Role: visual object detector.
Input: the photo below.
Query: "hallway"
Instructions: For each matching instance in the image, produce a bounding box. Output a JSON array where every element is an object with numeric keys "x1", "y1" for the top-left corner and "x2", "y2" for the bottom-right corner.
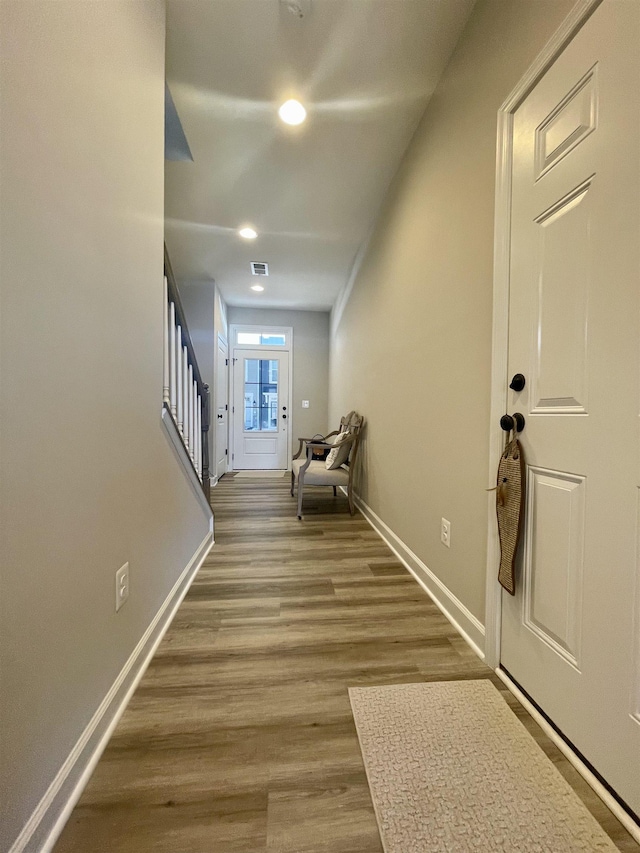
[{"x1": 53, "y1": 477, "x2": 638, "y2": 852}]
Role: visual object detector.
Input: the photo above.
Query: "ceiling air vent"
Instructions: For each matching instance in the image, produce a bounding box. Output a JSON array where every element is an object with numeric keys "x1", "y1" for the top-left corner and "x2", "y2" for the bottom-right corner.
[{"x1": 251, "y1": 262, "x2": 269, "y2": 276}]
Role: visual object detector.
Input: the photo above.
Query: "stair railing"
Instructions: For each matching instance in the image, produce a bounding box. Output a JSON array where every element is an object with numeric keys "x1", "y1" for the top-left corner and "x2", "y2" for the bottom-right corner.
[{"x1": 163, "y1": 245, "x2": 210, "y2": 501}]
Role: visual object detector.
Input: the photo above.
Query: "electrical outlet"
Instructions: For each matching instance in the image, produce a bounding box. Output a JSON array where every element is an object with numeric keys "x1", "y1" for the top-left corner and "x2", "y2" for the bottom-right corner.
[
  {"x1": 115, "y1": 562, "x2": 130, "y2": 612},
  {"x1": 441, "y1": 518, "x2": 451, "y2": 548},
  {"x1": 302, "y1": 400, "x2": 310, "y2": 408}
]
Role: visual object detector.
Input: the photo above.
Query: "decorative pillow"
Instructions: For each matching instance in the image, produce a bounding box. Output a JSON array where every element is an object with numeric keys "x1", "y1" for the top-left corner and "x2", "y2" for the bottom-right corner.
[{"x1": 325, "y1": 430, "x2": 351, "y2": 470}]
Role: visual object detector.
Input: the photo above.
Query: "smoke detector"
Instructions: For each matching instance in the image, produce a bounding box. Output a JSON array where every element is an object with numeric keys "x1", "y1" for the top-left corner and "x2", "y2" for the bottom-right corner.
[
  {"x1": 281, "y1": 0, "x2": 311, "y2": 19},
  {"x1": 251, "y1": 262, "x2": 269, "y2": 276}
]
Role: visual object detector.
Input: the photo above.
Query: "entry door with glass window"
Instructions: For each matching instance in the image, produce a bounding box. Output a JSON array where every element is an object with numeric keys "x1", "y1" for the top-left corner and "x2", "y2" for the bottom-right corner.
[{"x1": 232, "y1": 349, "x2": 289, "y2": 469}]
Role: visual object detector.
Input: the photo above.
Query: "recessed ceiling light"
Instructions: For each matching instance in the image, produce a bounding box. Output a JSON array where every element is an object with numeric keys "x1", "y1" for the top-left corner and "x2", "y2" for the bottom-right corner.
[
  {"x1": 278, "y1": 99, "x2": 306, "y2": 126},
  {"x1": 251, "y1": 284, "x2": 264, "y2": 292},
  {"x1": 238, "y1": 227, "x2": 257, "y2": 240}
]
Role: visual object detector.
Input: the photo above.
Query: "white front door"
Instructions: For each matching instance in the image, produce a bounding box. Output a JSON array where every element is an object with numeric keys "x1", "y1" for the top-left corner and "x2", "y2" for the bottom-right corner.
[
  {"x1": 232, "y1": 349, "x2": 289, "y2": 470},
  {"x1": 215, "y1": 334, "x2": 228, "y2": 480},
  {"x1": 501, "y1": 0, "x2": 640, "y2": 814}
]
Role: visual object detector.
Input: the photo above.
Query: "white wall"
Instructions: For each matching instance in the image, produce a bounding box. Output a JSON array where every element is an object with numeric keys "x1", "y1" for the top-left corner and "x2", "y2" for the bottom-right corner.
[
  {"x1": 330, "y1": 0, "x2": 574, "y2": 632},
  {"x1": 0, "y1": 3, "x2": 211, "y2": 850},
  {"x1": 228, "y1": 307, "x2": 330, "y2": 446}
]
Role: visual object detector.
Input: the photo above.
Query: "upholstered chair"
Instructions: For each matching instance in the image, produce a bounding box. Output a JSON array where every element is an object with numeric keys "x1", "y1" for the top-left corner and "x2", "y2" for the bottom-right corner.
[{"x1": 291, "y1": 411, "x2": 364, "y2": 519}]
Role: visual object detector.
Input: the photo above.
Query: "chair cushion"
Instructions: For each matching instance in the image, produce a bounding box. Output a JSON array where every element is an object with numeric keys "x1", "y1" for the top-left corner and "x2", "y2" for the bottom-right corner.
[
  {"x1": 292, "y1": 458, "x2": 349, "y2": 485},
  {"x1": 326, "y1": 431, "x2": 351, "y2": 469}
]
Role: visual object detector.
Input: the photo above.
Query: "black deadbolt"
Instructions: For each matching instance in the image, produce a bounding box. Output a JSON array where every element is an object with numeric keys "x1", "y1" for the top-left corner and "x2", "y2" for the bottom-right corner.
[
  {"x1": 509, "y1": 373, "x2": 526, "y2": 392},
  {"x1": 282, "y1": 414, "x2": 287, "y2": 419}
]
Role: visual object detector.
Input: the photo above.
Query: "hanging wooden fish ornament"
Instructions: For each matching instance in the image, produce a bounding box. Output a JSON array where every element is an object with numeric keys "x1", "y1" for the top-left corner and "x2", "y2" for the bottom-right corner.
[{"x1": 496, "y1": 424, "x2": 526, "y2": 595}]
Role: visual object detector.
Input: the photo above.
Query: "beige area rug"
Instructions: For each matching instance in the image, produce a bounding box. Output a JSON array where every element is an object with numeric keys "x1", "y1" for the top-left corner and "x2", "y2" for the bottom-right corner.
[
  {"x1": 233, "y1": 470, "x2": 287, "y2": 479},
  {"x1": 349, "y1": 680, "x2": 617, "y2": 852}
]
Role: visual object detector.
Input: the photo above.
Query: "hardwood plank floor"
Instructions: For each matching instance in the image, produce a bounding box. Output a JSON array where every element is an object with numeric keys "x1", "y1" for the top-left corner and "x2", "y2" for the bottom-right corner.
[{"x1": 53, "y1": 476, "x2": 639, "y2": 852}]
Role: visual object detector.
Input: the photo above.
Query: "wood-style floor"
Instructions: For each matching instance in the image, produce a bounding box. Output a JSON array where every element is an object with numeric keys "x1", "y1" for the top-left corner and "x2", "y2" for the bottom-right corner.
[{"x1": 54, "y1": 475, "x2": 639, "y2": 852}]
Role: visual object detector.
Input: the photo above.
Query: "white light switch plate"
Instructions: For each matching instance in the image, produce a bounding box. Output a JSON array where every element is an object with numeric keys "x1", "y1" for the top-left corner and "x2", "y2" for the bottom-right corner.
[{"x1": 302, "y1": 400, "x2": 310, "y2": 408}]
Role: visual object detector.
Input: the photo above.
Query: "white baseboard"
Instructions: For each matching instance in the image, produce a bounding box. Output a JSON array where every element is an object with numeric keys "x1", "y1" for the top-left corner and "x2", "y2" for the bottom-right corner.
[
  {"x1": 352, "y1": 492, "x2": 486, "y2": 660},
  {"x1": 495, "y1": 668, "x2": 640, "y2": 845},
  {"x1": 9, "y1": 531, "x2": 214, "y2": 853}
]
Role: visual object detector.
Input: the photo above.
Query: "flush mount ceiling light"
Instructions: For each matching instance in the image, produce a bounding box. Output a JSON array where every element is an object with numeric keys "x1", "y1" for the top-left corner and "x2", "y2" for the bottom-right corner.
[
  {"x1": 251, "y1": 284, "x2": 264, "y2": 292},
  {"x1": 238, "y1": 226, "x2": 257, "y2": 240},
  {"x1": 278, "y1": 99, "x2": 306, "y2": 126}
]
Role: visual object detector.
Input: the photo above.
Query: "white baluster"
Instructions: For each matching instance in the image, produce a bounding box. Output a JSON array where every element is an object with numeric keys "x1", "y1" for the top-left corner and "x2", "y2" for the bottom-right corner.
[
  {"x1": 199, "y1": 397, "x2": 203, "y2": 479},
  {"x1": 176, "y1": 326, "x2": 183, "y2": 434},
  {"x1": 193, "y1": 382, "x2": 199, "y2": 470},
  {"x1": 169, "y1": 302, "x2": 177, "y2": 416},
  {"x1": 196, "y1": 395, "x2": 202, "y2": 479},
  {"x1": 163, "y1": 278, "x2": 170, "y2": 406},
  {"x1": 191, "y1": 382, "x2": 196, "y2": 468},
  {"x1": 183, "y1": 348, "x2": 190, "y2": 451},
  {"x1": 188, "y1": 365, "x2": 195, "y2": 461},
  {"x1": 189, "y1": 379, "x2": 194, "y2": 465}
]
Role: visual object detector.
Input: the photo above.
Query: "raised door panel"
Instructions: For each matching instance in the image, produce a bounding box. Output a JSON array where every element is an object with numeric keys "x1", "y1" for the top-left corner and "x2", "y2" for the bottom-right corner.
[
  {"x1": 535, "y1": 66, "x2": 597, "y2": 180},
  {"x1": 243, "y1": 437, "x2": 277, "y2": 456},
  {"x1": 522, "y1": 468, "x2": 586, "y2": 669},
  {"x1": 531, "y1": 180, "x2": 592, "y2": 414}
]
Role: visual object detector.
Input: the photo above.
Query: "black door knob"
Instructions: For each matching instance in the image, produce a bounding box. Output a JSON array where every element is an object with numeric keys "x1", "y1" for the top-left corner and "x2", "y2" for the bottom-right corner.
[
  {"x1": 282, "y1": 414, "x2": 287, "y2": 419},
  {"x1": 500, "y1": 412, "x2": 525, "y2": 433},
  {"x1": 509, "y1": 373, "x2": 526, "y2": 392}
]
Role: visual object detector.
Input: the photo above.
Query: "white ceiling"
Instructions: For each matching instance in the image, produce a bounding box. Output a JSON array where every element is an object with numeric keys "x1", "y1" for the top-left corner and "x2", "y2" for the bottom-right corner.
[{"x1": 165, "y1": 0, "x2": 476, "y2": 311}]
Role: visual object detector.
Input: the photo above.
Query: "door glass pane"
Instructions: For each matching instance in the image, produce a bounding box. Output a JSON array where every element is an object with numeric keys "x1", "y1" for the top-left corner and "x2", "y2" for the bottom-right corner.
[
  {"x1": 243, "y1": 359, "x2": 278, "y2": 431},
  {"x1": 260, "y1": 334, "x2": 285, "y2": 346},
  {"x1": 237, "y1": 332, "x2": 261, "y2": 345},
  {"x1": 236, "y1": 331, "x2": 286, "y2": 346}
]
